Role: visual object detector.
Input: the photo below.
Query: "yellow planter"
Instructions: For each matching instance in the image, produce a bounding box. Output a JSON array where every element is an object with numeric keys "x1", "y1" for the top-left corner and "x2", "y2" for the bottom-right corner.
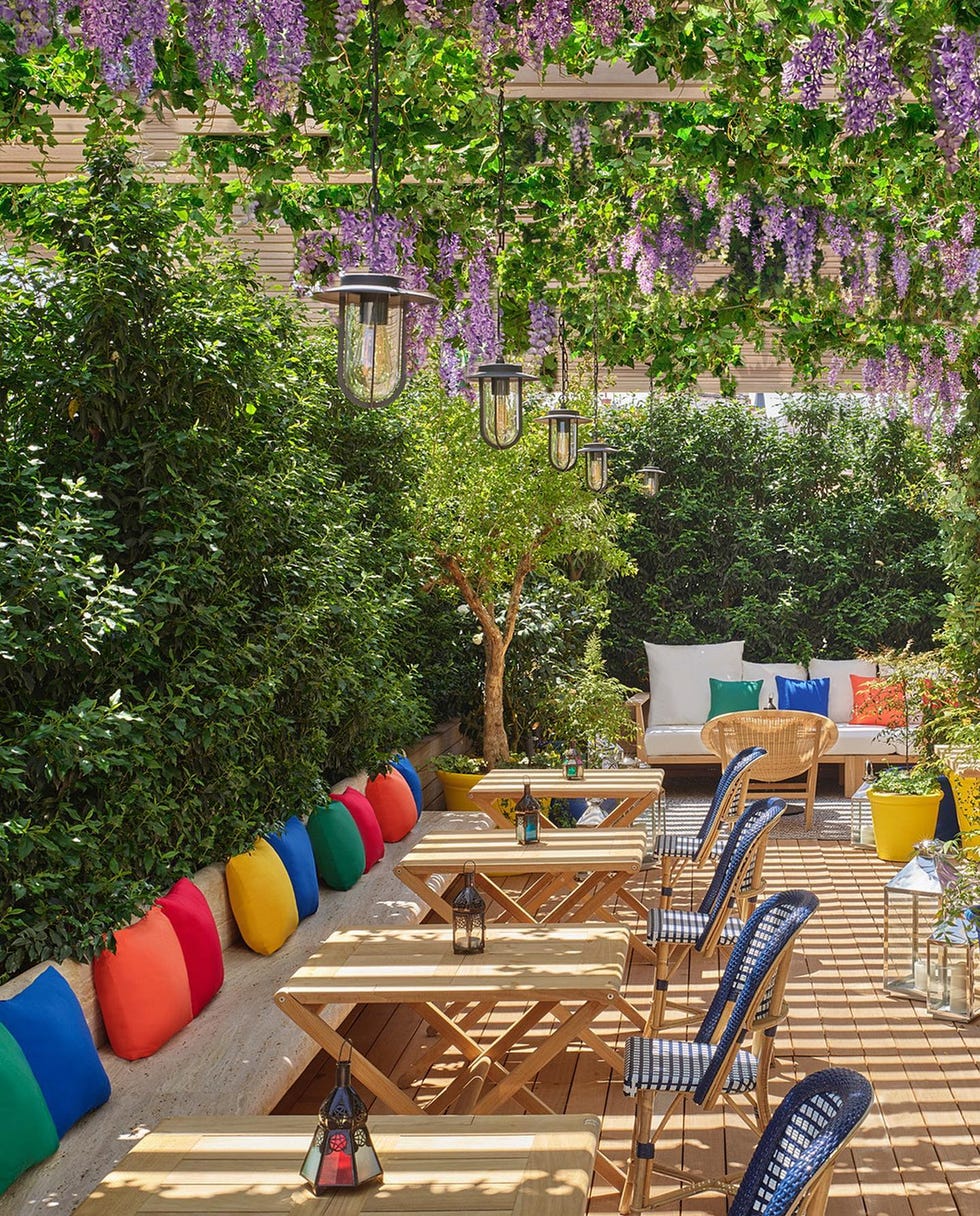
[
  {"x1": 867, "y1": 789, "x2": 942, "y2": 864},
  {"x1": 948, "y1": 772, "x2": 980, "y2": 856},
  {"x1": 435, "y1": 770, "x2": 483, "y2": 812}
]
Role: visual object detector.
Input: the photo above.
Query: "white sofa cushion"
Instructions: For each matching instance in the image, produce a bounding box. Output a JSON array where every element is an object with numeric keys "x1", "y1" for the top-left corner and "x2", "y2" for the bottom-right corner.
[
  {"x1": 808, "y1": 658, "x2": 877, "y2": 724},
  {"x1": 644, "y1": 722, "x2": 906, "y2": 760},
  {"x1": 644, "y1": 640, "x2": 744, "y2": 726},
  {"x1": 644, "y1": 724, "x2": 717, "y2": 757},
  {"x1": 741, "y1": 661, "x2": 808, "y2": 710}
]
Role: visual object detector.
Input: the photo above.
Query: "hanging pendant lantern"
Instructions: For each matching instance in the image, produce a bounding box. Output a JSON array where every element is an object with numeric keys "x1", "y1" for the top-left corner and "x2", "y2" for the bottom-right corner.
[
  {"x1": 316, "y1": 274, "x2": 438, "y2": 409},
  {"x1": 637, "y1": 465, "x2": 665, "y2": 497},
  {"x1": 300, "y1": 1041, "x2": 383, "y2": 1193},
  {"x1": 469, "y1": 362, "x2": 537, "y2": 449},
  {"x1": 536, "y1": 317, "x2": 585, "y2": 469},
  {"x1": 581, "y1": 438, "x2": 618, "y2": 492}
]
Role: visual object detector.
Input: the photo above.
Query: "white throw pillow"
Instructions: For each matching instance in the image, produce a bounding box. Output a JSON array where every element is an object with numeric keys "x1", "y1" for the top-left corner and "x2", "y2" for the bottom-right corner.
[
  {"x1": 645, "y1": 640, "x2": 745, "y2": 725},
  {"x1": 741, "y1": 661, "x2": 808, "y2": 711},
  {"x1": 808, "y1": 658, "x2": 878, "y2": 723}
]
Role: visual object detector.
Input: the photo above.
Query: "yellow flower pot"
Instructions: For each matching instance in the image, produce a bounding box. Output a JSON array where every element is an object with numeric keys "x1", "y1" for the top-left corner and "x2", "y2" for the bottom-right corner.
[
  {"x1": 867, "y1": 789, "x2": 942, "y2": 864},
  {"x1": 948, "y1": 772, "x2": 980, "y2": 856},
  {"x1": 435, "y1": 770, "x2": 483, "y2": 812}
]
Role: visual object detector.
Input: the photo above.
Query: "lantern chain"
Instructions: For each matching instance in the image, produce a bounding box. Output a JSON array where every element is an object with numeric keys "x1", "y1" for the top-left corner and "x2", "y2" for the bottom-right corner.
[
  {"x1": 558, "y1": 315, "x2": 569, "y2": 406},
  {"x1": 367, "y1": 0, "x2": 382, "y2": 258},
  {"x1": 495, "y1": 84, "x2": 506, "y2": 354},
  {"x1": 591, "y1": 296, "x2": 600, "y2": 436}
]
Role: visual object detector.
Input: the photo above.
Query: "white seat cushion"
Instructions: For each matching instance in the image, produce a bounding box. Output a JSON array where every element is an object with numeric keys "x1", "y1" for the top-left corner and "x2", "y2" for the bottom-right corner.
[
  {"x1": 645, "y1": 641, "x2": 744, "y2": 726},
  {"x1": 824, "y1": 724, "x2": 908, "y2": 757},
  {"x1": 644, "y1": 724, "x2": 713, "y2": 756}
]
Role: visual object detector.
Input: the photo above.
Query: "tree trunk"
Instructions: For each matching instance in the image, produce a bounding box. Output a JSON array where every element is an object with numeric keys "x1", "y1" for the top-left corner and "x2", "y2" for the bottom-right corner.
[{"x1": 481, "y1": 634, "x2": 509, "y2": 769}]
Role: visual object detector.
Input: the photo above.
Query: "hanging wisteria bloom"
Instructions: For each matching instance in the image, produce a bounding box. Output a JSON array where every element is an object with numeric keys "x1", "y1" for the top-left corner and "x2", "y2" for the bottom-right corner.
[
  {"x1": 79, "y1": 0, "x2": 168, "y2": 99},
  {"x1": 471, "y1": 0, "x2": 501, "y2": 60},
  {"x1": 780, "y1": 27, "x2": 839, "y2": 109},
  {"x1": 516, "y1": 0, "x2": 572, "y2": 69},
  {"x1": 840, "y1": 15, "x2": 901, "y2": 136},
  {"x1": 587, "y1": 0, "x2": 623, "y2": 47},
  {"x1": 254, "y1": 0, "x2": 310, "y2": 114},
  {"x1": 527, "y1": 299, "x2": 558, "y2": 362},
  {"x1": 462, "y1": 241, "x2": 498, "y2": 365},
  {"x1": 569, "y1": 115, "x2": 591, "y2": 157},
  {"x1": 335, "y1": 0, "x2": 362, "y2": 41},
  {"x1": 0, "y1": 0, "x2": 57, "y2": 53},
  {"x1": 183, "y1": 0, "x2": 250, "y2": 81},
  {"x1": 929, "y1": 28, "x2": 980, "y2": 141}
]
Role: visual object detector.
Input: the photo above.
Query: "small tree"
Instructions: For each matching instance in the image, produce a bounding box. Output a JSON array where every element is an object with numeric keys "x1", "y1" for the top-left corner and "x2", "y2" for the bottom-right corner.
[{"x1": 403, "y1": 382, "x2": 634, "y2": 769}]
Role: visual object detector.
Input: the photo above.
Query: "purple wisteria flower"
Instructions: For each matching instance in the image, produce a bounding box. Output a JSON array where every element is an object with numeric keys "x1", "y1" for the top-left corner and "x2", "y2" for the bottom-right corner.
[
  {"x1": 569, "y1": 115, "x2": 591, "y2": 155},
  {"x1": 184, "y1": 0, "x2": 250, "y2": 82},
  {"x1": 335, "y1": 0, "x2": 362, "y2": 41},
  {"x1": 624, "y1": 0, "x2": 651, "y2": 34},
  {"x1": 471, "y1": 0, "x2": 501, "y2": 61},
  {"x1": 528, "y1": 299, "x2": 558, "y2": 358},
  {"x1": 783, "y1": 206, "x2": 819, "y2": 285},
  {"x1": 516, "y1": 0, "x2": 572, "y2": 69},
  {"x1": 891, "y1": 239, "x2": 911, "y2": 300},
  {"x1": 780, "y1": 27, "x2": 839, "y2": 109},
  {"x1": 462, "y1": 242, "x2": 498, "y2": 365},
  {"x1": 840, "y1": 16, "x2": 901, "y2": 136},
  {"x1": 0, "y1": 0, "x2": 57, "y2": 53},
  {"x1": 79, "y1": 0, "x2": 167, "y2": 100},
  {"x1": 825, "y1": 353, "x2": 847, "y2": 387},
  {"x1": 254, "y1": 0, "x2": 310, "y2": 114},
  {"x1": 436, "y1": 232, "x2": 464, "y2": 280},
  {"x1": 929, "y1": 27, "x2": 980, "y2": 141},
  {"x1": 587, "y1": 0, "x2": 622, "y2": 47}
]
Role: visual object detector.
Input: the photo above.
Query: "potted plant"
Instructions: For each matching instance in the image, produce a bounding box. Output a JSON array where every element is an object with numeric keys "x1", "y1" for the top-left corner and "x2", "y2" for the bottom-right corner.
[
  {"x1": 430, "y1": 752, "x2": 486, "y2": 813},
  {"x1": 867, "y1": 764, "x2": 944, "y2": 863}
]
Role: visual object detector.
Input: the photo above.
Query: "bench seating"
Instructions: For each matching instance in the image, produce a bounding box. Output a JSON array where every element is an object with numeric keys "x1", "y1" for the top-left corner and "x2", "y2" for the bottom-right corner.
[{"x1": 0, "y1": 799, "x2": 494, "y2": 1213}]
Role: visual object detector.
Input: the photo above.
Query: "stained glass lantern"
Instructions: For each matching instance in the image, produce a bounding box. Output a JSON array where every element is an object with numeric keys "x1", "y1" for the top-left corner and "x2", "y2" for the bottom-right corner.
[
  {"x1": 452, "y1": 860, "x2": 486, "y2": 955},
  {"x1": 315, "y1": 273, "x2": 437, "y2": 409},
  {"x1": 300, "y1": 1042, "x2": 383, "y2": 1193},
  {"x1": 882, "y1": 848, "x2": 944, "y2": 1001},
  {"x1": 469, "y1": 362, "x2": 538, "y2": 450},
  {"x1": 564, "y1": 746, "x2": 585, "y2": 781},
  {"x1": 637, "y1": 465, "x2": 665, "y2": 497},
  {"x1": 537, "y1": 408, "x2": 586, "y2": 471},
  {"x1": 514, "y1": 782, "x2": 542, "y2": 845},
  {"x1": 580, "y1": 438, "x2": 618, "y2": 492},
  {"x1": 926, "y1": 920, "x2": 980, "y2": 1023}
]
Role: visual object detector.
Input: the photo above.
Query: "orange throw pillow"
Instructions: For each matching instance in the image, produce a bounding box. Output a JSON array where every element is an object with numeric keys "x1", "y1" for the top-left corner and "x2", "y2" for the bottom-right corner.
[
  {"x1": 92, "y1": 906, "x2": 193, "y2": 1060},
  {"x1": 364, "y1": 769, "x2": 418, "y2": 843},
  {"x1": 849, "y1": 674, "x2": 906, "y2": 727}
]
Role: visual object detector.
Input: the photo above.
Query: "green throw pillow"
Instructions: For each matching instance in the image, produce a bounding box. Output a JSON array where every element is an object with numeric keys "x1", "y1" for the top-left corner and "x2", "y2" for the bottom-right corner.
[
  {"x1": 307, "y1": 801, "x2": 367, "y2": 891},
  {"x1": 0, "y1": 1023, "x2": 59, "y2": 1194},
  {"x1": 707, "y1": 677, "x2": 763, "y2": 720}
]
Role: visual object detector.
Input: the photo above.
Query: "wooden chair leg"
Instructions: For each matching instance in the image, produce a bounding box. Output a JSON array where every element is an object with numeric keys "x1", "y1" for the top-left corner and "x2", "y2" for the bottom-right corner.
[
  {"x1": 621, "y1": 1089, "x2": 656, "y2": 1214},
  {"x1": 645, "y1": 941, "x2": 673, "y2": 1035}
]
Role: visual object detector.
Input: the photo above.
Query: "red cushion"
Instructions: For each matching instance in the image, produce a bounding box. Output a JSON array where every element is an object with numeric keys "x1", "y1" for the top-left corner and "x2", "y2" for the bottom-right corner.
[
  {"x1": 92, "y1": 906, "x2": 193, "y2": 1060},
  {"x1": 365, "y1": 770, "x2": 418, "y2": 843},
  {"x1": 335, "y1": 787, "x2": 385, "y2": 869},
  {"x1": 850, "y1": 674, "x2": 906, "y2": 727},
  {"x1": 155, "y1": 878, "x2": 224, "y2": 1017}
]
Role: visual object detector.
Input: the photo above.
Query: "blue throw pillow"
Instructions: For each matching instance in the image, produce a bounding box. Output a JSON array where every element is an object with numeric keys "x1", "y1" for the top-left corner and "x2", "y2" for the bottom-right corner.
[
  {"x1": 775, "y1": 675, "x2": 831, "y2": 716},
  {"x1": 391, "y1": 755, "x2": 424, "y2": 817},
  {"x1": 263, "y1": 816, "x2": 320, "y2": 920},
  {"x1": 0, "y1": 966, "x2": 110, "y2": 1138}
]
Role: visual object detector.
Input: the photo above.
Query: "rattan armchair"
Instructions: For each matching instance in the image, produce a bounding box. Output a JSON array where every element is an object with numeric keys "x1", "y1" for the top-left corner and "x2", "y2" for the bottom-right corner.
[{"x1": 701, "y1": 710, "x2": 839, "y2": 829}]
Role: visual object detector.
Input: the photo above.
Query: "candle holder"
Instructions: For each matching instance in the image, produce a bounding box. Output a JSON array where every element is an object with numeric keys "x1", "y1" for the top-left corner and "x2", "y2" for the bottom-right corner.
[
  {"x1": 514, "y1": 782, "x2": 542, "y2": 845},
  {"x1": 926, "y1": 925, "x2": 979, "y2": 1023},
  {"x1": 452, "y1": 860, "x2": 486, "y2": 954},
  {"x1": 300, "y1": 1041, "x2": 383, "y2": 1193},
  {"x1": 849, "y1": 780, "x2": 876, "y2": 850},
  {"x1": 882, "y1": 850, "x2": 943, "y2": 1001},
  {"x1": 564, "y1": 746, "x2": 585, "y2": 781}
]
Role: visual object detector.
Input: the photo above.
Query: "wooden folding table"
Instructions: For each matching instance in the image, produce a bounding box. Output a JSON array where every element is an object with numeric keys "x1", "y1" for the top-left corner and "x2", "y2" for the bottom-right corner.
[
  {"x1": 74, "y1": 1114, "x2": 601, "y2": 1215},
  {"x1": 393, "y1": 827, "x2": 653, "y2": 957},
  {"x1": 468, "y1": 766, "x2": 665, "y2": 831},
  {"x1": 276, "y1": 924, "x2": 641, "y2": 1188}
]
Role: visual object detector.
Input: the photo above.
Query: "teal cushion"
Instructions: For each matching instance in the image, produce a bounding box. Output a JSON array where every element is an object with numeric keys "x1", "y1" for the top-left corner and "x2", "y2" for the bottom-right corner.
[
  {"x1": 0, "y1": 1023, "x2": 59, "y2": 1193},
  {"x1": 776, "y1": 675, "x2": 830, "y2": 716},
  {"x1": 0, "y1": 966, "x2": 110, "y2": 1138},
  {"x1": 708, "y1": 678, "x2": 763, "y2": 720},
  {"x1": 307, "y1": 801, "x2": 367, "y2": 890}
]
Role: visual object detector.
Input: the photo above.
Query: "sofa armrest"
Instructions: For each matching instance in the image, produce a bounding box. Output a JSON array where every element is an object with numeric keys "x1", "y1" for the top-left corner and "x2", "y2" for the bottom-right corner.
[{"x1": 627, "y1": 691, "x2": 650, "y2": 762}]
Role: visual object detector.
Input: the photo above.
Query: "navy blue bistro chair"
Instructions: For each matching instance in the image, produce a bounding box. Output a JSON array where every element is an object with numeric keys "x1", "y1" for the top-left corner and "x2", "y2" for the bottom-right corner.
[
  {"x1": 646, "y1": 746, "x2": 767, "y2": 909},
  {"x1": 727, "y1": 1067, "x2": 874, "y2": 1216},
  {"x1": 645, "y1": 797, "x2": 787, "y2": 1034},
  {"x1": 620, "y1": 889, "x2": 819, "y2": 1214}
]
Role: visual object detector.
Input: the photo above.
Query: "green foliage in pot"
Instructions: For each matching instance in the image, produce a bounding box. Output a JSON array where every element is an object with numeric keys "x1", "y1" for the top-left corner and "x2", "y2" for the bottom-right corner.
[
  {"x1": 538, "y1": 633, "x2": 636, "y2": 764},
  {"x1": 431, "y1": 754, "x2": 485, "y2": 775},
  {"x1": 868, "y1": 766, "x2": 942, "y2": 796}
]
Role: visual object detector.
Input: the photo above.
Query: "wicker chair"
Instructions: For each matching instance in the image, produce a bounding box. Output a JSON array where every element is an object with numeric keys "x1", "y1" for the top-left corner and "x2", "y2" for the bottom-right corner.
[{"x1": 701, "y1": 710, "x2": 839, "y2": 829}]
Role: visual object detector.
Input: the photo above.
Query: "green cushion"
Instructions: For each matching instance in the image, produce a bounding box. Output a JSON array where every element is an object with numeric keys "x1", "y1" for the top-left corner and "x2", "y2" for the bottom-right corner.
[
  {"x1": 0, "y1": 1023, "x2": 59, "y2": 1194},
  {"x1": 707, "y1": 677, "x2": 763, "y2": 720},
  {"x1": 307, "y1": 801, "x2": 367, "y2": 891}
]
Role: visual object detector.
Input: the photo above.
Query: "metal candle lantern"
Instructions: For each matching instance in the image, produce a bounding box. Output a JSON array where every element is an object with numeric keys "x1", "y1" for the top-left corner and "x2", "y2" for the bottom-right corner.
[
  {"x1": 564, "y1": 746, "x2": 585, "y2": 781},
  {"x1": 537, "y1": 318, "x2": 586, "y2": 470},
  {"x1": 882, "y1": 848, "x2": 944, "y2": 1001},
  {"x1": 849, "y1": 777, "x2": 876, "y2": 849},
  {"x1": 452, "y1": 860, "x2": 486, "y2": 955},
  {"x1": 926, "y1": 927, "x2": 979, "y2": 1022},
  {"x1": 470, "y1": 362, "x2": 536, "y2": 449},
  {"x1": 514, "y1": 782, "x2": 542, "y2": 845},
  {"x1": 300, "y1": 1041, "x2": 383, "y2": 1193}
]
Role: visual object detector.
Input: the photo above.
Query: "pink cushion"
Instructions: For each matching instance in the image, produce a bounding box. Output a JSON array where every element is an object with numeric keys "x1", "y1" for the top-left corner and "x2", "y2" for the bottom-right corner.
[
  {"x1": 155, "y1": 878, "x2": 224, "y2": 1017},
  {"x1": 335, "y1": 788, "x2": 385, "y2": 869},
  {"x1": 365, "y1": 770, "x2": 418, "y2": 843},
  {"x1": 92, "y1": 907, "x2": 193, "y2": 1060}
]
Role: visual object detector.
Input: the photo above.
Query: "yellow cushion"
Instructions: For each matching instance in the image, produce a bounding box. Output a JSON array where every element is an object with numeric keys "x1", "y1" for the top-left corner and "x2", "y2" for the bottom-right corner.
[{"x1": 225, "y1": 839, "x2": 299, "y2": 955}]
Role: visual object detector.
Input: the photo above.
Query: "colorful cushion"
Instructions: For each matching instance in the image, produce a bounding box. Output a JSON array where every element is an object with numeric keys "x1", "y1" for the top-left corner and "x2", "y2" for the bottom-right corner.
[
  {"x1": 775, "y1": 675, "x2": 830, "y2": 716},
  {"x1": 645, "y1": 640, "x2": 744, "y2": 725},
  {"x1": 365, "y1": 770, "x2": 418, "y2": 843},
  {"x1": 391, "y1": 754, "x2": 424, "y2": 816},
  {"x1": 0, "y1": 1024, "x2": 58, "y2": 1193},
  {"x1": 708, "y1": 678, "x2": 763, "y2": 720},
  {"x1": 225, "y1": 838, "x2": 299, "y2": 956},
  {"x1": 809, "y1": 658, "x2": 877, "y2": 722},
  {"x1": 335, "y1": 787, "x2": 385, "y2": 869},
  {"x1": 0, "y1": 966, "x2": 110, "y2": 1138},
  {"x1": 155, "y1": 877, "x2": 224, "y2": 1017},
  {"x1": 850, "y1": 674, "x2": 906, "y2": 727},
  {"x1": 307, "y1": 801, "x2": 366, "y2": 890},
  {"x1": 263, "y1": 816, "x2": 320, "y2": 920},
  {"x1": 92, "y1": 906, "x2": 194, "y2": 1060}
]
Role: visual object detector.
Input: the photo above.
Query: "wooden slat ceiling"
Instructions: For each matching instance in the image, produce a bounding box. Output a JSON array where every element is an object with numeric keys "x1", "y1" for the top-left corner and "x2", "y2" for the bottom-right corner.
[{"x1": 0, "y1": 91, "x2": 843, "y2": 391}]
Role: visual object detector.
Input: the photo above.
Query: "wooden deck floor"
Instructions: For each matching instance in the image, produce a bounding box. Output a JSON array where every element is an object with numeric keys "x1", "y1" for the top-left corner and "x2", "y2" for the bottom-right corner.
[{"x1": 275, "y1": 838, "x2": 980, "y2": 1215}]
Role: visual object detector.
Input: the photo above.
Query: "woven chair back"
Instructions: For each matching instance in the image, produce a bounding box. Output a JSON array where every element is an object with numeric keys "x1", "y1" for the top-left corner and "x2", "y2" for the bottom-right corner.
[{"x1": 701, "y1": 710, "x2": 839, "y2": 783}]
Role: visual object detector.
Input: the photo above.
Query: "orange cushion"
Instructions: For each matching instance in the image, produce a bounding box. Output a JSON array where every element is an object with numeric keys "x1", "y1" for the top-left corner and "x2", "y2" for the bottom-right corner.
[
  {"x1": 849, "y1": 674, "x2": 906, "y2": 727},
  {"x1": 365, "y1": 769, "x2": 418, "y2": 843},
  {"x1": 92, "y1": 906, "x2": 193, "y2": 1060}
]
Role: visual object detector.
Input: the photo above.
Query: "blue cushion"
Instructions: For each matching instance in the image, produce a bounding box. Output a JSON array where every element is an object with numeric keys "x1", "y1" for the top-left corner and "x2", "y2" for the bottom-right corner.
[
  {"x1": 775, "y1": 675, "x2": 830, "y2": 716},
  {"x1": 0, "y1": 967, "x2": 110, "y2": 1138},
  {"x1": 263, "y1": 816, "x2": 320, "y2": 920},
  {"x1": 391, "y1": 755, "x2": 424, "y2": 817}
]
